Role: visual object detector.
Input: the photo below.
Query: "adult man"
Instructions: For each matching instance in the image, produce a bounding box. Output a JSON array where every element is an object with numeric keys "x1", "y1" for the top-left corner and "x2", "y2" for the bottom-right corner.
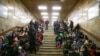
[{"x1": 45, "y1": 20, "x2": 49, "y2": 30}]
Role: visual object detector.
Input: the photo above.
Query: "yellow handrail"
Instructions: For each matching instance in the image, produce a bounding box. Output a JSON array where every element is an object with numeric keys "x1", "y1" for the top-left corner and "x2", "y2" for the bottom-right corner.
[
  {"x1": 0, "y1": 26, "x2": 22, "y2": 36},
  {"x1": 80, "y1": 27, "x2": 100, "y2": 42}
]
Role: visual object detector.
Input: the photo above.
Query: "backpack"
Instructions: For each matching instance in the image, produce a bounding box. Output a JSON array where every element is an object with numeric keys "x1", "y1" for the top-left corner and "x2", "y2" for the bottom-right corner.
[
  {"x1": 37, "y1": 37, "x2": 42, "y2": 43},
  {"x1": 56, "y1": 44, "x2": 61, "y2": 48},
  {"x1": 59, "y1": 32, "x2": 64, "y2": 38}
]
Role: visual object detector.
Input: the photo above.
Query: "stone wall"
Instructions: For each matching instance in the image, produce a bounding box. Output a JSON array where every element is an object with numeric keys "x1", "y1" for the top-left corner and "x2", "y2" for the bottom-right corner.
[
  {"x1": 68, "y1": 0, "x2": 100, "y2": 46},
  {"x1": 80, "y1": 17, "x2": 100, "y2": 37},
  {"x1": 0, "y1": 0, "x2": 33, "y2": 32},
  {"x1": 68, "y1": 0, "x2": 100, "y2": 37}
]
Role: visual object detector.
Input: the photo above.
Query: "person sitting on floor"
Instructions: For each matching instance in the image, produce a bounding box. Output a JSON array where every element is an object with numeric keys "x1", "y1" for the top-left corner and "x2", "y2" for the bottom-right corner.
[
  {"x1": 55, "y1": 35, "x2": 62, "y2": 48},
  {"x1": 63, "y1": 40, "x2": 72, "y2": 56},
  {"x1": 18, "y1": 46, "x2": 26, "y2": 56}
]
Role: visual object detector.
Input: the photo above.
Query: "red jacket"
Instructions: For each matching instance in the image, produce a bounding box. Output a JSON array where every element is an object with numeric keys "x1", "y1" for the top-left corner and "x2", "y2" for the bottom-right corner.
[
  {"x1": 41, "y1": 19, "x2": 45, "y2": 26},
  {"x1": 37, "y1": 37, "x2": 42, "y2": 43},
  {"x1": 90, "y1": 49, "x2": 96, "y2": 56}
]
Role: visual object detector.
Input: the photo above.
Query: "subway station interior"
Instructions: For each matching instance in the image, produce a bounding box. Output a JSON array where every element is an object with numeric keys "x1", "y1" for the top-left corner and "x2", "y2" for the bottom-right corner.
[{"x1": 0, "y1": 0, "x2": 100, "y2": 56}]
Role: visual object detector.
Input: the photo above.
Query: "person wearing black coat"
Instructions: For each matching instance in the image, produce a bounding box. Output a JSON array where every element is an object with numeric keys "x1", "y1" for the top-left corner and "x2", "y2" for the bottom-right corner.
[
  {"x1": 28, "y1": 25, "x2": 37, "y2": 53},
  {"x1": 54, "y1": 21, "x2": 60, "y2": 34},
  {"x1": 63, "y1": 21, "x2": 68, "y2": 33},
  {"x1": 34, "y1": 21, "x2": 39, "y2": 31},
  {"x1": 70, "y1": 20, "x2": 73, "y2": 31},
  {"x1": 45, "y1": 20, "x2": 49, "y2": 30}
]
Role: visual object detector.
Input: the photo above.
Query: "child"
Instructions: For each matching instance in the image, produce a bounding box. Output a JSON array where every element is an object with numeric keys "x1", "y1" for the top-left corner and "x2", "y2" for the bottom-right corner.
[
  {"x1": 55, "y1": 35, "x2": 62, "y2": 48},
  {"x1": 71, "y1": 41, "x2": 78, "y2": 51},
  {"x1": 0, "y1": 36, "x2": 3, "y2": 51},
  {"x1": 90, "y1": 44, "x2": 96, "y2": 56},
  {"x1": 63, "y1": 40, "x2": 72, "y2": 56},
  {"x1": 18, "y1": 46, "x2": 26, "y2": 56},
  {"x1": 37, "y1": 34, "x2": 43, "y2": 45}
]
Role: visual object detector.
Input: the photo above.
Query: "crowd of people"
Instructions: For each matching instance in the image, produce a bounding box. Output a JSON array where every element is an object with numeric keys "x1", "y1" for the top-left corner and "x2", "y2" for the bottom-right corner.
[
  {"x1": 0, "y1": 20, "x2": 45, "y2": 56},
  {"x1": 54, "y1": 20, "x2": 99, "y2": 56},
  {"x1": 0, "y1": 19, "x2": 99, "y2": 56}
]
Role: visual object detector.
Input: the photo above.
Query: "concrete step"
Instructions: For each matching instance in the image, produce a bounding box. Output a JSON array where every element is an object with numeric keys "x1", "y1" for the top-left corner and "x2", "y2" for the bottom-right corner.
[
  {"x1": 44, "y1": 37, "x2": 55, "y2": 39},
  {"x1": 43, "y1": 41, "x2": 55, "y2": 43},
  {"x1": 44, "y1": 36, "x2": 55, "y2": 38},
  {"x1": 43, "y1": 35, "x2": 56, "y2": 37},
  {"x1": 44, "y1": 37, "x2": 56, "y2": 40},
  {"x1": 43, "y1": 38, "x2": 55, "y2": 41},
  {"x1": 36, "y1": 54, "x2": 63, "y2": 56},
  {"x1": 41, "y1": 43, "x2": 56, "y2": 47},
  {"x1": 27, "y1": 54, "x2": 36, "y2": 56},
  {"x1": 45, "y1": 30, "x2": 54, "y2": 32},
  {"x1": 43, "y1": 39, "x2": 55, "y2": 41},
  {"x1": 39, "y1": 48, "x2": 62, "y2": 51},
  {"x1": 44, "y1": 38, "x2": 55, "y2": 40},
  {"x1": 43, "y1": 40, "x2": 55, "y2": 42},
  {"x1": 43, "y1": 41, "x2": 55, "y2": 44},
  {"x1": 37, "y1": 51, "x2": 63, "y2": 55},
  {"x1": 40, "y1": 43, "x2": 56, "y2": 47},
  {"x1": 40, "y1": 46, "x2": 63, "y2": 49},
  {"x1": 39, "y1": 48, "x2": 63, "y2": 52},
  {"x1": 27, "y1": 53, "x2": 63, "y2": 56}
]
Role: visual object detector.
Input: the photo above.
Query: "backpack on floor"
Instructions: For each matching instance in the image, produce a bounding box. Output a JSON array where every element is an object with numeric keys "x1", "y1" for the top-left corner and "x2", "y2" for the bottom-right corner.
[{"x1": 56, "y1": 44, "x2": 61, "y2": 48}]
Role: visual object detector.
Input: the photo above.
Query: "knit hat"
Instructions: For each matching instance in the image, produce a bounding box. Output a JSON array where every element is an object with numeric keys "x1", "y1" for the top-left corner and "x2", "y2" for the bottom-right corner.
[{"x1": 18, "y1": 46, "x2": 22, "y2": 49}]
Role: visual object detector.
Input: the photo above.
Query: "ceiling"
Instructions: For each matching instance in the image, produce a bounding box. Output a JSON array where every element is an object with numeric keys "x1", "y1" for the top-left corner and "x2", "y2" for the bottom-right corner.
[{"x1": 20, "y1": 0, "x2": 80, "y2": 20}]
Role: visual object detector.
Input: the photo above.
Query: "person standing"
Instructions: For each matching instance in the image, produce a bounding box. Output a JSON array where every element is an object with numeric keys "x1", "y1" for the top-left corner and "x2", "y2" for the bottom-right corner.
[
  {"x1": 40, "y1": 19, "x2": 45, "y2": 27},
  {"x1": 28, "y1": 25, "x2": 37, "y2": 53},
  {"x1": 54, "y1": 21, "x2": 60, "y2": 34},
  {"x1": 45, "y1": 20, "x2": 49, "y2": 30},
  {"x1": 69, "y1": 20, "x2": 73, "y2": 31}
]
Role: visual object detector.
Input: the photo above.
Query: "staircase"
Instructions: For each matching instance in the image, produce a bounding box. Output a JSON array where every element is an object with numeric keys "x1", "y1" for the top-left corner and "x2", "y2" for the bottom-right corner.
[
  {"x1": 28, "y1": 26, "x2": 63, "y2": 56},
  {"x1": 36, "y1": 26, "x2": 63, "y2": 56}
]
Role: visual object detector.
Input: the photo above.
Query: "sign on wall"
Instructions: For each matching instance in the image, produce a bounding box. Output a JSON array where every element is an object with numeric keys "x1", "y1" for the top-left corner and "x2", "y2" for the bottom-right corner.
[
  {"x1": 88, "y1": 3, "x2": 99, "y2": 20},
  {"x1": 0, "y1": 4, "x2": 8, "y2": 19}
]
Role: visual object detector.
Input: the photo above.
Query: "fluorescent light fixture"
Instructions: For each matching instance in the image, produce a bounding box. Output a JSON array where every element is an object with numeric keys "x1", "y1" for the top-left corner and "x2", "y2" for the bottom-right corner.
[
  {"x1": 38, "y1": 5, "x2": 47, "y2": 10},
  {"x1": 8, "y1": 6, "x2": 14, "y2": 9},
  {"x1": 52, "y1": 6, "x2": 61, "y2": 10},
  {"x1": 52, "y1": 16, "x2": 58, "y2": 19},
  {"x1": 52, "y1": 12, "x2": 59, "y2": 15},
  {"x1": 41, "y1": 12, "x2": 48, "y2": 15},
  {"x1": 42, "y1": 16, "x2": 48, "y2": 19},
  {"x1": 60, "y1": 0, "x2": 64, "y2": 2}
]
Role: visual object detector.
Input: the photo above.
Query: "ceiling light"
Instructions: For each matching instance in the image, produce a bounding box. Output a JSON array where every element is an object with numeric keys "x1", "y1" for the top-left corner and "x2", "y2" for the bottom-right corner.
[
  {"x1": 52, "y1": 12, "x2": 59, "y2": 15},
  {"x1": 52, "y1": 6, "x2": 61, "y2": 10},
  {"x1": 52, "y1": 16, "x2": 58, "y2": 19},
  {"x1": 8, "y1": 6, "x2": 14, "y2": 9},
  {"x1": 60, "y1": 0, "x2": 64, "y2": 2},
  {"x1": 41, "y1": 12, "x2": 48, "y2": 15},
  {"x1": 42, "y1": 16, "x2": 49, "y2": 19},
  {"x1": 38, "y1": 5, "x2": 47, "y2": 10}
]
